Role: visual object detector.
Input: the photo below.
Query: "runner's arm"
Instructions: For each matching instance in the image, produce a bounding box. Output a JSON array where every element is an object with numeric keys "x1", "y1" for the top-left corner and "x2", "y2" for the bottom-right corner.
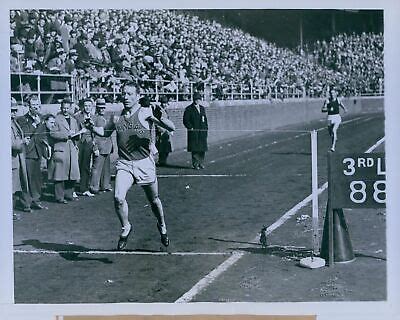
[
  {"x1": 338, "y1": 99, "x2": 348, "y2": 113},
  {"x1": 143, "y1": 107, "x2": 175, "y2": 132},
  {"x1": 91, "y1": 116, "x2": 116, "y2": 137},
  {"x1": 148, "y1": 115, "x2": 175, "y2": 132},
  {"x1": 321, "y1": 99, "x2": 328, "y2": 112}
]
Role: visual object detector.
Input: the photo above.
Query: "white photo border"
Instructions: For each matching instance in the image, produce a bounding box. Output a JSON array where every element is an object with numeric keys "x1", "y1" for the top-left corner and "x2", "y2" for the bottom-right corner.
[{"x1": 1, "y1": 0, "x2": 399, "y2": 319}]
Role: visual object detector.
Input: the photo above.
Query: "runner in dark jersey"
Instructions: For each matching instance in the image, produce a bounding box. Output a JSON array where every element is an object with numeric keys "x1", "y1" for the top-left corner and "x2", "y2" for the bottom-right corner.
[
  {"x1": 321, "y1": 88, "x2": 347, "y2": 152},
  {"x1": 89, "y1": 82, "x2": 175, "y2": 250}
]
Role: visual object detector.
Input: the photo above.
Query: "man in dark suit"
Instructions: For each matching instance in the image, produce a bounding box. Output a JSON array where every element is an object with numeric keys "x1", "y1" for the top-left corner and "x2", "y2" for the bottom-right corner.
[
  {"x1": 153, "y1": 96, "x2": 173, "y2": 166},
  {"x1": 183, "y1": 92, "x2": 208, "y2": 170},
  {"x1": 89, "y1": 98, "x2": 113, "y2": 194},
  {"x1": 16, "y1": 95, "x2": 46, "y2": 210}
]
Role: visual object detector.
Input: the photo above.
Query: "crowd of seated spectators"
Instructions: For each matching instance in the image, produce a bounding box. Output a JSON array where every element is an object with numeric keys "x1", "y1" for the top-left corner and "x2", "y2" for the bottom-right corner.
[
  {"x1": 10, "y1": 9, "x2": 384, "y2": 100},
  {"x1": 309, "y1": 32, "x2": 384, "y2": 96}
]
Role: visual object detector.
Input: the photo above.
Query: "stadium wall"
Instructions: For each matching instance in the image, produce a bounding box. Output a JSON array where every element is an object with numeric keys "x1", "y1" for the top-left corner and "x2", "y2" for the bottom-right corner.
[{"x1": 36, "y1": 97, "x2": 383, "y2": 151}]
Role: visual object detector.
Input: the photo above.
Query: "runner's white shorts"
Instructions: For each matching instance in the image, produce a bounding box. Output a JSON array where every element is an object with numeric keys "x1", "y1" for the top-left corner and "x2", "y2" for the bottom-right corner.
[
  {"x1": 116, "y1": 156, "x2": 156, "y2": 185},
  {"x1": 327, "y1": 114, "x2": 342, "y2": 126}
]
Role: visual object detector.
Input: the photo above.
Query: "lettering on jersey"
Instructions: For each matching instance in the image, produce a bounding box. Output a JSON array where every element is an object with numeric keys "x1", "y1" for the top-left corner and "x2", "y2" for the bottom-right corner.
[{"x1": 116, "y1": 121, "x2": 146, "y2": 136}]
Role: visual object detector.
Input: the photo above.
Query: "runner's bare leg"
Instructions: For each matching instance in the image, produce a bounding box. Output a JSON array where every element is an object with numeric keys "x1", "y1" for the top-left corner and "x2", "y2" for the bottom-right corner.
[
  {"x1": 142, "y1": 181, "x2": 167, "y2": 233},
  {"x1": 114, "y1": 169, "x2": 134, "y2": 236}
]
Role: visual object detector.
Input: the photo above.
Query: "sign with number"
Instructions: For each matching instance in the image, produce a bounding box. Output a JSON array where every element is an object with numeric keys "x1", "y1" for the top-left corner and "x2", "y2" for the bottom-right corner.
[{"x1": 329, "y1": 153, "x2": 386, "y2": 208}]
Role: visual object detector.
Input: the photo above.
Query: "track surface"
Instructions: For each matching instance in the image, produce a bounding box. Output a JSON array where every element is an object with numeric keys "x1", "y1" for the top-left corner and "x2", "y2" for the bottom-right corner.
[{"x1": 13, "y1": 112, "x2": 386, "y2": 303}]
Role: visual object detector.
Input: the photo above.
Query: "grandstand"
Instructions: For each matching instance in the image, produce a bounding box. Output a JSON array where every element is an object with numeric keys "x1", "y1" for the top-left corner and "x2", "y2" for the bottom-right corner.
[{"x1": 10, "y1": 9, "x2": 384, "y2": 104}]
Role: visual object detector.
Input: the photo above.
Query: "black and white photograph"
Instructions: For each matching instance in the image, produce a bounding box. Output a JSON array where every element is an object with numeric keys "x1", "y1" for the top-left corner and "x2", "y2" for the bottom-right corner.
[{"x1": 1, "y1": 1, "x2": 400, "y2": 319}]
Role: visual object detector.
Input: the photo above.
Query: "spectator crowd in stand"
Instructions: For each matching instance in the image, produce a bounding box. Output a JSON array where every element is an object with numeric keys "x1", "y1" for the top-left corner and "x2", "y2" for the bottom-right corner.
[
  {"x1": 310, "y1": 32, "x2": 384, "y2": 96},
  {"x1": 10, "y1": 9, "x2": 384, "y2": 99}
]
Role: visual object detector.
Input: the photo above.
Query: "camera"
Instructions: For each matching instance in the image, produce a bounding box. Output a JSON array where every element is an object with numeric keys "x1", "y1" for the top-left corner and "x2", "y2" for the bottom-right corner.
[{"x1": 84, "y1": 118, "x2": 94, "y2": 128}]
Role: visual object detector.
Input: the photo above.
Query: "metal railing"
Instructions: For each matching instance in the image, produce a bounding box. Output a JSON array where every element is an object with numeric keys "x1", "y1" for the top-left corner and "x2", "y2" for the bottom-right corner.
[
  {"x1": 86, "y1": 77, "x2": 307, "y2": 102},
  {"x1": 11, "y1": 72, "x2": 76, "y2": 104},
  {"x1": 10, "y1": 72, "x2": 384, "y2": 104}
]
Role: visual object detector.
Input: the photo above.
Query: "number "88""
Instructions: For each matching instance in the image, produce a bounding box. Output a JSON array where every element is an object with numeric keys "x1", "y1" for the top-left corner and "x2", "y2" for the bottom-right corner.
[{"x1": 349, "y1": 180, "x2": 386, "y2": 204}]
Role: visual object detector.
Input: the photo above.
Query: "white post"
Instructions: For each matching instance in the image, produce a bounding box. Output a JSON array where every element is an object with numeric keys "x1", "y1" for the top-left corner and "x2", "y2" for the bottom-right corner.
[{"x1": 311, "y1": 130, "x2": 319, "y2": 256}]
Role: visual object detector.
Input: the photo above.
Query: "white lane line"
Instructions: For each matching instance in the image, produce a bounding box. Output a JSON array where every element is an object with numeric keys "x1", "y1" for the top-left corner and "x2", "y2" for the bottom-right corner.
[
  {"x1": 209, "y1": 134, "x2": 305, "y2": 164},
  {"x1": 209, "y1": 115, "x2": 373, "y2": 164},
  {"x1": 175, "y1": 252, "x2": 245, "y2": 303},
  {"x1": 158, "y1": 174, "x2": 247, "y2": 178},
  {"x1": 13, "y1": 249, "x2": 232, "y2": 256},
  {"x1": 175, "y1": 135, "x2": 385, "y2": 303},
  {"x1": 365, "y1": 137, "x2": 385, "y2": 153},
  {"x1": 315, "y1": 116, "x2": 371, "y2": 132},
  {"x1": 263, "y1": 183, "x2": 327, "y2": 236}
]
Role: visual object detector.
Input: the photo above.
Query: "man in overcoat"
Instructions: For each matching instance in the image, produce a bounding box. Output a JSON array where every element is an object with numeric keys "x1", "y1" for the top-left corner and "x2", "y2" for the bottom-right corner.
[
  {"x1": 48, "y1": 97, "x2": 81, "y2": 203},
  {"x1": 183, "y1": 92, "x2": 208, "y2": 169},
  {"x1": 11, "y1": 98, "x2": 30, "y2": 212}
]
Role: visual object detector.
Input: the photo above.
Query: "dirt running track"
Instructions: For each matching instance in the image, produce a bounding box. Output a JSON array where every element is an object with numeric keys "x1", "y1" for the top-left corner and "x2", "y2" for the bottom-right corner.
[{"x1": 13, "y1": 112, "x2": 386, "y2": 303}]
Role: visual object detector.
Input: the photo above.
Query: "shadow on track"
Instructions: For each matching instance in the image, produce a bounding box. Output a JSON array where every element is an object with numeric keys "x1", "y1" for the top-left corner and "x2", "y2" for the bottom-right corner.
[
  {"x1": 208, "y1": 237, "x2": 259, "y2": 246},
  {"x1": 355, "y1": 252, "x2": 387, "y2": 261},
  {"x1": 16, "y1": 240, "x2": 113, "y2": 264},
  {"x1": 231, "y1": 245, "x2": 312, "y2": 261},
  {"x1": 269, "y1": 152, "x2": 311, "y2": 156}
]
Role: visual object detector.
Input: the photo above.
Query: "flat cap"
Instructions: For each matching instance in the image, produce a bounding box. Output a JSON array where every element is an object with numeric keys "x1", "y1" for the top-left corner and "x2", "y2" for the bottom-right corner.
[{"x1": 96, "y1": 98, "x2": 106, "y2": 106}]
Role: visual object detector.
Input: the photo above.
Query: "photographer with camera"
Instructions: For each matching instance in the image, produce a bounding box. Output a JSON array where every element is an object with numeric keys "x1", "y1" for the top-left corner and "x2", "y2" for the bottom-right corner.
[{"x1": 75, "y1": 97, "x2": 96, "y2": 197}]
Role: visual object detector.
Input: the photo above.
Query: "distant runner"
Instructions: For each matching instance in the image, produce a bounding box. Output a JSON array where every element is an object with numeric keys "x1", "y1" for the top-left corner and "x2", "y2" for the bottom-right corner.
[{"x1": 321, "y1": 88, "x2": 347, "y2": 152}]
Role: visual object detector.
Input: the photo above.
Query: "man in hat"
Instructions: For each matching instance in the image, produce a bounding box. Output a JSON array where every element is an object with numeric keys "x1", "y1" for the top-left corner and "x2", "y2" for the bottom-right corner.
[
  {"x1": 73, "y1": 34, "x2": 90, "y2": 62},
  {"x1": 153, "y1": 96, "x2": 173, "y2": 166},
  {"x1": 183, "y1": 92, "x2": 208, "y2": 169},
  {"x1": 16, "y1": 95, "x2": 47, "y2": 210},
  {"x1": 59, "y1": 13, "x2": 72, "y2": 53},
  {"x1": 88, "y1": 34, "x2": 103, "y2": 62},
  {"x1": 11, "y1": 97, "x2": 30, "y2": 212},
  {"x1": 75, "y1": 97, "x2": 95, "y2": 197},
  {"x1": 47, "y1": 48, "x2": 67, "y2": 74},
  {"x1": 89, "y1": 98, "x2": 113, "y2": 194},
  {"x1": 110, "y1": 37, "x2": 125, "y2": 64},
  {"x1": 33, "y1": 49, "x2": 46, "y2": 73},
  {"x1": 24, "y1": 52, "x2": 37, "y2": 72},
  {"x1": 89, "y1": 82, "x2": 175, "y2": 250},
  {"x1": 65, "y1": 49, "x2": 78, "y2": 74},
  {"x1": 69, "y1": 29, "x2": 78, "y2": 49},
  {"x1": 47, "y1": 97, "x2": 81, "y2": 203},
  {"x1": 99, "y1": 42, "x2": 111, "y2": 65}
]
